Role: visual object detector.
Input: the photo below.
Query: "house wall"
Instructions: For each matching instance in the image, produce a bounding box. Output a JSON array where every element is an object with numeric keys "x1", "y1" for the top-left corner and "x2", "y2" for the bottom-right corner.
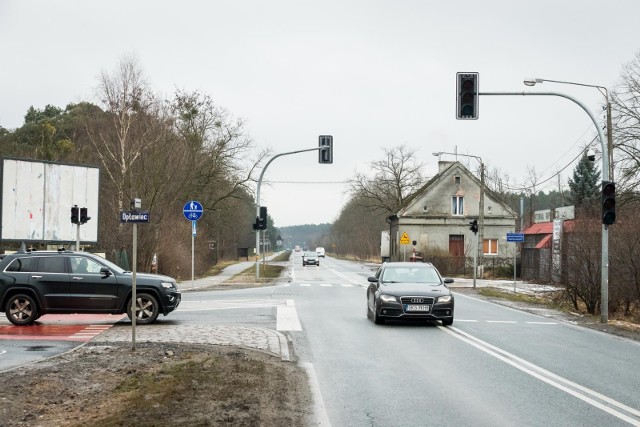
[{"x1": 389, "y1": 162, "x2": 517, "y2": 262}]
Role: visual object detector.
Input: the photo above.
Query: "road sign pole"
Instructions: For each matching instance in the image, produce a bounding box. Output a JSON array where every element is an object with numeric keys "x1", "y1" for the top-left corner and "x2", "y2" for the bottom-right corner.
[
  {"x1": 131, "y1": 222, "x2": 137, "y2": 351},
  {"x1": 473, "y1": 233, "x2": 478, "y2": 289},
  {"x1": 192, "y1": 221, "x2": 195, "y2": 290},
  {"x1": 514, "y1": 244, "x2": 517, "y2": 293}
]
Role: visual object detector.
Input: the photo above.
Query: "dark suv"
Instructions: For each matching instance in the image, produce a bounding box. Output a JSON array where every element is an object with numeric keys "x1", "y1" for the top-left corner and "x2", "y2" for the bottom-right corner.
[{"x1": 0, "y1": 250, "x2": 181, "y2": 326}]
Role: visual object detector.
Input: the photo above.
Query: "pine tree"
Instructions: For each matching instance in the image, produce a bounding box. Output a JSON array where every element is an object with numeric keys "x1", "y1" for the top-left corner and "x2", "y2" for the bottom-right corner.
[{"x1": 568, "y1": 154, "x2": 601, "y2": 208}]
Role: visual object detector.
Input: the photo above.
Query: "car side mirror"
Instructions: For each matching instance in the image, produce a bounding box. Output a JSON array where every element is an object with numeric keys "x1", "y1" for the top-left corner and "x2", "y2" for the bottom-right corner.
[
  {"x1": 100, "y1": 267, "x2": 112, "y2": 277},
  {"x1": 444, "y1": 278, "x2": 454, "y2": 284},
  {"x1": 368, "y1": 276, "x2": 379, "y2": 283}
]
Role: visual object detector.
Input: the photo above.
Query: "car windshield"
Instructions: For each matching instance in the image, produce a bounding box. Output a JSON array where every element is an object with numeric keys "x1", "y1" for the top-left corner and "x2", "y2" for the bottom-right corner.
[
  {"x1": 304, "y1": 252, "x2": 317, "y2": 257},
  {"x1": 382, "y1": 266, "x2": 441, "y2": 284}
]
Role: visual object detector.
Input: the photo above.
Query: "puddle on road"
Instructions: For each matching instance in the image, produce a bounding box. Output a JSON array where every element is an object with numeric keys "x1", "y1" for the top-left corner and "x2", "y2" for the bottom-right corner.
[{"x1": 24, "y1": 345, "x2": 53, "y2": 352}]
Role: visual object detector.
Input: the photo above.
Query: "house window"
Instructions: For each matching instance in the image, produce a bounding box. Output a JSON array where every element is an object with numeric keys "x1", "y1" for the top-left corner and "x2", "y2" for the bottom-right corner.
[
  {"x1": 454, "y1": 176, "x2": 461, "y2": 185},
  {"x1": 451, "y1": 196, "x2": 464, "y2": 216},
  {"x1": 483, "y1": 239, "x2": 498, "y2": 255}
]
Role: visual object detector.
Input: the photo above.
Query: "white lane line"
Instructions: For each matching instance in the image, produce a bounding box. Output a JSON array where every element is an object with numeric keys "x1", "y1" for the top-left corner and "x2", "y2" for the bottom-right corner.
[
  {"x1": 300, "y1": 284, "x2": 311, "y2": 287},
  {"x1": 440, "y1": 325, "x2": 640, "y2": 425},
  {"x1": 277, "y1": 299, "x2": 302, "y2": 331},
  {"x1": 526, "y1": 321, "x2": 558, "y2": 325},
  {"x1": 302, "y1": 362, "x2": 332, "y2": 427},
  {"x1": 486, "y1": 320, "x2": 517, "y2": 324},
  {"x1": 455, "y1": 319, "x2": 479, "y2": 322},
  {"x1": 320, "y1": 284, "x2": 332, "y2": 287},
  {"x1": 341, "y1": 284, "x2": 354, "y2": 288}
]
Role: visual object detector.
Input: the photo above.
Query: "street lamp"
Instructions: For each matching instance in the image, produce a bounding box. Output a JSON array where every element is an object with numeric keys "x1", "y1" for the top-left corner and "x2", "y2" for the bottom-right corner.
[
  {"x1": 522, "y1": 77, "x2": 612, "y2": 323},
  {"x1": 523, "y1": 77, "x2": 613, "y2": 180},
  {"x1": 433, "y1": 151, "x2": 485, "y2": 288}
]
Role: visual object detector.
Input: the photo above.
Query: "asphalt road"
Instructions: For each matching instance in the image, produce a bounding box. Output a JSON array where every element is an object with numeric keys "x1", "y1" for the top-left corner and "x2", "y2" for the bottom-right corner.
[
  {"x1": 2, "y1": 254, "x2": 639, "y2": 426},
  {"x1": 280, "y1": 254, "x2": 640, "y2": 427}
]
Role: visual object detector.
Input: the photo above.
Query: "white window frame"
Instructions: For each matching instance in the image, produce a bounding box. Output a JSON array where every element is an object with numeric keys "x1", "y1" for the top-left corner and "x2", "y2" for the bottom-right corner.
[{"x1": 451, "y1": 196, "x2": 464, "y2": 216}]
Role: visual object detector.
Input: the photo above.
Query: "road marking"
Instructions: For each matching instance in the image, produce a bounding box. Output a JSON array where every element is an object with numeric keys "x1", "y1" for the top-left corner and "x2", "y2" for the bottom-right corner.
[
  {"x1": 302, "y1": 362, "x2": 332, "y2": 427},
  {"x1": 320, "y1": 283, "x2": 332, "y2": 287},
  {"x1": 454, "y1": 319, "x2": 479, "y2": 322},
  {"x1": 486, "y1": 320, "x2": 517, "y2": 324},
  {"x1": 277, "y1": 299, "x2": 302, "y2": 331},
  {"x1": 341, "y1": 284, "x2": 353, "y2": 288},
  {"x1": 526, "y1": 321, "x2": 558, "y2": 325},
  {"x1": 300, "y1": 283, "x2": 311, "y2": 287},
  {"x1": 440, "y1": 325, "x2": 640, "y2": 425}
]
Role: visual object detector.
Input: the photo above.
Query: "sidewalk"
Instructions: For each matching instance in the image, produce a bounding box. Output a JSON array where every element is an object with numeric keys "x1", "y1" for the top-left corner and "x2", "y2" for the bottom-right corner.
[
  {"x1": 448, "y1": 277, "x2": 560, "y2": 294},
  {"x1": 178, "y1": 251, "x2": 285, "y2": 292}
]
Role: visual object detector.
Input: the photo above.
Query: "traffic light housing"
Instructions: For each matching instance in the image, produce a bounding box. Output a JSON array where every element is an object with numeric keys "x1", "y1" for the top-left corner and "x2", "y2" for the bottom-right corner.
[
  {"x1": 71, "y1": 206, "x2": 79, "y2": 224},
  {"x1": 80, "y1": 207, "x2": 90, "y2": 224},
  {"x1": 469, "y1": 219, "x2": 478, "y2": 234},
  {"x1": 319, "y1": 135, "x2": 333, "y2": 164},
  {"x1": 602, "y1": 181, "x2": 616, "y2": 225},
  {"x1": 259, "y1": 206, "x2": 268, "y2": 230},
  {"x1": 456, "y1": 72, "x2": 479, "y2": 120}
]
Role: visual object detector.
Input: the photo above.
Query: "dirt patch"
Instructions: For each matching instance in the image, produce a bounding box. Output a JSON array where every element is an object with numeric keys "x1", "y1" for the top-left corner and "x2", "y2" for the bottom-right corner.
[{"x1": 0, "y1": 342, "x2": 313, "y2": 427}]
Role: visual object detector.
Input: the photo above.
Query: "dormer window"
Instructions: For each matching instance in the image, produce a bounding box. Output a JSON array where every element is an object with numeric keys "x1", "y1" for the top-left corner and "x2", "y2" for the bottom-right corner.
[{"x1": 451, "y1": 196, "x2": 464, "y2": 216}]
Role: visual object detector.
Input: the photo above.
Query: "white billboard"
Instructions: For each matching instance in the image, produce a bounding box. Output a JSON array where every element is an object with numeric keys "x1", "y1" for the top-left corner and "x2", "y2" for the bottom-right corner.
[{"x1": 1, "y1": 158, "x2": 99, "y2": 242}]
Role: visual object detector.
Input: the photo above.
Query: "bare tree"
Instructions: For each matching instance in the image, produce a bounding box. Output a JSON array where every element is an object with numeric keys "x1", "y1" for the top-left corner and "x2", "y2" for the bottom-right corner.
[
  {"x1": 349, "y1": 145, "x2": 425, "y2": 214},
  {"x1": 611, "y1": 51, "x2": 640, "y2": 198}
]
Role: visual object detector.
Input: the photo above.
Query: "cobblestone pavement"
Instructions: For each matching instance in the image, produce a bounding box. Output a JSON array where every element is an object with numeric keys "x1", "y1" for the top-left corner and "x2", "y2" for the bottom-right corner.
[
  {"x1": 94, "y1": 252, "x2": 292, "y2": 360},
  {"x1": 96, "y1": 323, "x2": 291, "y2": 361}
]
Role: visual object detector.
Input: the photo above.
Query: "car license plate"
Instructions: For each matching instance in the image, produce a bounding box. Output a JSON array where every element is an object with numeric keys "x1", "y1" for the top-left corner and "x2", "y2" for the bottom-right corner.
[{"x1": 405, "y1": 304, "x2": 430, "y2": 312}]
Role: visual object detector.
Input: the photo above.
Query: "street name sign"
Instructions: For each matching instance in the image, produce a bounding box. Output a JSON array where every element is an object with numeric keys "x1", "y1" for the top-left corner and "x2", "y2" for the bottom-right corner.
[
  {"x1": 506, "y1": 232, "x2": 525, "y2": 242},
  {"x1": 120, "y1": 211, "x2": 150, "y2": 223}
]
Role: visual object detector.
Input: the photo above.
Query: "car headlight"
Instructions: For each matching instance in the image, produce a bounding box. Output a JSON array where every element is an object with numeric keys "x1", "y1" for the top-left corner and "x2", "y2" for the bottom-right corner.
[
  {"x1": 380, "y1": 294, "x2": 397, "y2": 303},
  {"x1": 437, "y1": 295, "x2": 452, "y2": 303},
  {"x1": 161, "y1": 282, "x2": 175, "y2": 289}
]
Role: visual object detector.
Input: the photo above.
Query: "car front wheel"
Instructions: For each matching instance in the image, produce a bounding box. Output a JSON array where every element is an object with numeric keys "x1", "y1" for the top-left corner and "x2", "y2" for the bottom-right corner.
[
  {"x1": 6, "y1": 294, "x2": 39, "y2": 326},
  {"x1": 127, "y1": 293, "x2": 160, "y2": 324},
  {"x1": 372, "y1": 302, "x2": 384, "y2": 325}
]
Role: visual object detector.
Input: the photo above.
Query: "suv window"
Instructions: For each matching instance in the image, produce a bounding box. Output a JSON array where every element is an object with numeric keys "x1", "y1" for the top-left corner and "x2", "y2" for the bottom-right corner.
[
  {"x1": 5, "y1": 257, "x2": 38, "y2": 272},
  {"x1": 37, "y1": 256, "x2": 67, "y2": 273},
  {"x1": 70, "y1": 256, "x2": 103, "y2": 274}
]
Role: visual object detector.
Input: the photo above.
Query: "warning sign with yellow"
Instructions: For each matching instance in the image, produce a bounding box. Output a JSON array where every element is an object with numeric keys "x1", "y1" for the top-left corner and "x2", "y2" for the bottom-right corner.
[{"x1": 400, "y1": 232, "x2": 411, "y2": 245}]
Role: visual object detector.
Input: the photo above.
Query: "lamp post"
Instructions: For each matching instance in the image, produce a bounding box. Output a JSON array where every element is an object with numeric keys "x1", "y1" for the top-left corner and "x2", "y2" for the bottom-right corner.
[
  {"x1": 520, "y1": 79, "x2": 612, "y2": 323},
  {"x1": 433, "y1": 151, "x2": 484, "y2": 288},
  {"x1": 523, "y1": 78, "x2": 613, "y2": 180}
]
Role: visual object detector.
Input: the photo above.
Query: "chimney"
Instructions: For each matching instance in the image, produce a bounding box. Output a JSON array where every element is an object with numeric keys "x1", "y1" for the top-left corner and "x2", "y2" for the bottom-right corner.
[{"x1": 438, "y1": 160, "x2": 455, "y2": 174}]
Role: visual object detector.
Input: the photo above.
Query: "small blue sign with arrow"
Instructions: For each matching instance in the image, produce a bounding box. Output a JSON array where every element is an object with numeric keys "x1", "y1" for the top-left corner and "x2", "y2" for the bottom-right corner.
[{"x1": 183, "y1": 201, "x2": 203, "y2": 221}]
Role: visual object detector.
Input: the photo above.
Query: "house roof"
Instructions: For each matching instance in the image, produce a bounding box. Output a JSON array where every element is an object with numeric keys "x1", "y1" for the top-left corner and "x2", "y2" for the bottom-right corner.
[
  {"x1": 524, "y1": 222, "x2": 553, "y2": 234},
  {"x1": 523, "y1": 220, "x2": 576, "y2": 235},
  {"x1": 395, "y1": 161, "x2": 517, "y2": 218},
  {"x1": 535, "y1": 234, "x2": 552, "y2": 249}
]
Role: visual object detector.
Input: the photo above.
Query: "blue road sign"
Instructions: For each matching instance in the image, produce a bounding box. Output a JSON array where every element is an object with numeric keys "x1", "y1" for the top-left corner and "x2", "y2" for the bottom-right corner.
[
  {"x1": 183, "y1": 200, "x2": 203, "y2": 221},
  {"x1": 506, "y1": 232, "x2": 525, "y2": 242}
]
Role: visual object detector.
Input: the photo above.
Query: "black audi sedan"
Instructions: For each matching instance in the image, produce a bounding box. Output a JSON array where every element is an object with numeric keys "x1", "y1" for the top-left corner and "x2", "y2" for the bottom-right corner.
[{"x1": 366, "y1": 262, "x2": 454, "y2": 325}]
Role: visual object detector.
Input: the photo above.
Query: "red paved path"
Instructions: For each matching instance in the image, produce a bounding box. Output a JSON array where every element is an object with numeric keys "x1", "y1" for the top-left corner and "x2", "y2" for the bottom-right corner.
[{"x1": 0, "y1": 314, "x2": 125, "y2": 341}]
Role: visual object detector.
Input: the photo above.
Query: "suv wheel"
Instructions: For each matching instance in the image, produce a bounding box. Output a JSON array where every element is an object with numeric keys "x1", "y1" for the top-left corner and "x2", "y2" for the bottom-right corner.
[
  {"x1": 6, "y1": 294, "x2": 39, "y2": 326},
  {"x1": 127, "y1": 293, "x2": 160, "y2": 324}
]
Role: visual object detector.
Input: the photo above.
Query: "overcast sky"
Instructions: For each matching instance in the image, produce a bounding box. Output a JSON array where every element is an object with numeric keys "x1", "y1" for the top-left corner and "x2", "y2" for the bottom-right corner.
[{"x1": 1, "y1": 1, "x2": 639, "y2": 227}]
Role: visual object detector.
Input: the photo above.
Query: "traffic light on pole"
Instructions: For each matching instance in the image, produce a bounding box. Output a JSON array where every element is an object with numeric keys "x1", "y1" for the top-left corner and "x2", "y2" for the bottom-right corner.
[
  {"x1": 602, "y1": 181, "x2": 616, "y2": 225},
  {"x1": 259, "y1": 206, "x2": 268, "y2": 230},
  {"x1": 469, "y1": 219, "x2": 478, "y2": 234},
  {"x1": 319, "y1": 135, "x2": 333, "y2": 164},
  {"x1": 71, "y1": 205, "x2": 79, "y2": 224},
  {"x1": 80, "y1": 207, "x2": 90, "y2": 224},
  {"x1": 456, "y1": 72, "x2": 479, "y2": 120}
]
